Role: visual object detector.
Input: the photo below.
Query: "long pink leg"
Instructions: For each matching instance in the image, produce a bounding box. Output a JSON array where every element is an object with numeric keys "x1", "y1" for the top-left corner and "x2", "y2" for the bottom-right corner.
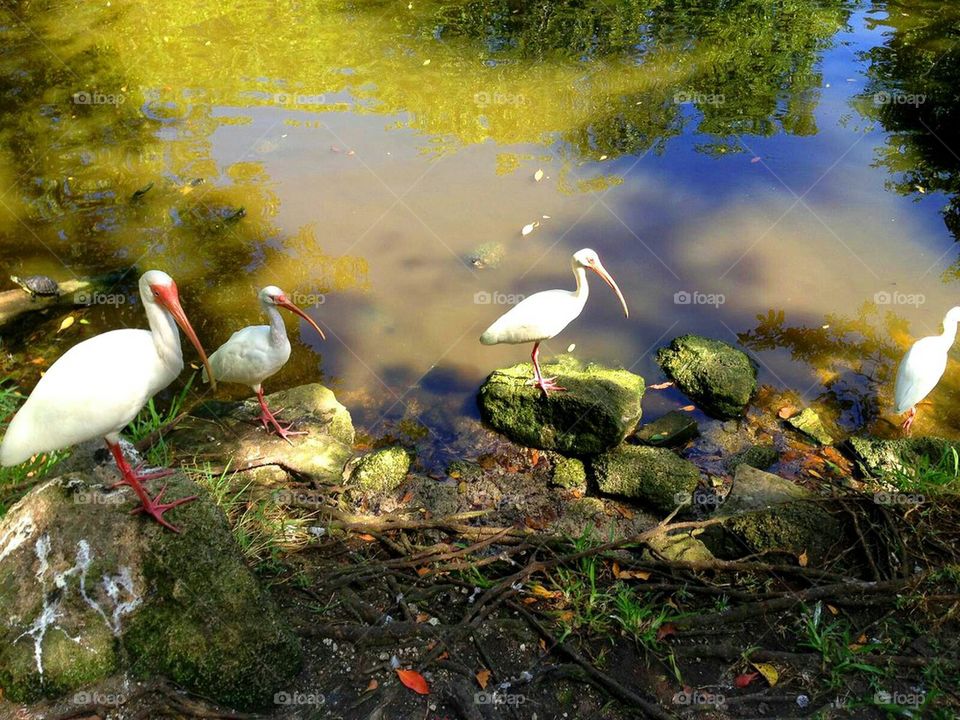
[
  {"x1": 106, "y1": 441, "x2": 196, "y2": 533},
  {"x1": 256, "y1": 386, "x2": 306, "y2": 443},
  {"x1": 525, "y1": 341, "x2": 565, "y2": 396},
  {"x1": 901, "y1": 407, "x2": 917, "y2": 435}
]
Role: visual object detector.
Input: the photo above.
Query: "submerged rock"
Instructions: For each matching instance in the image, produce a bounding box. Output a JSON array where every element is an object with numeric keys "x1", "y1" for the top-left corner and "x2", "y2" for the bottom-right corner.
[
  {"x1": 656, "y1": 335, "x2": 757, "y2": 419},
  {"x1": 722, "y1": 464, "x2": 811, "y2": 514},
  {"x1": 0, "y1": 473, "x2": 300, "y2": 707},
  {"x1": 634, "y1": 410, "x2": 699, "y2": 448},
  {"x1": 724, "y1": 444, "x2": 779, "y2": 473},
  {"x1": 467, "y1": 241, "x2": 506, "y2": 269},
  {"x1": 166, "y1": 383, "x2": 354, "y2": 485},
  {"x1": 350, "y1": 446, "x2": 412, "y2": 493},
  {"x1": 846, "y1": 435, "x2": 960, "y2": 478},
  {"x1": 786, "y1": 408, "x2": 833, "y2": 446},
  {"x1": 477, "y1": 356, "x2": 644, "y2": 456},
  {"x1": 592, "y1": 445, "x2": 700, "y2": 514}
]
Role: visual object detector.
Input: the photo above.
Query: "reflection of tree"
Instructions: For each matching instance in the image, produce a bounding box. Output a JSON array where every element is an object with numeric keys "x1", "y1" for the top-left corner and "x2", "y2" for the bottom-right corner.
[
  {"x1": 738, "y1": 305, "x2": 909, "y2": 431},
  {"x1": 859, "y1": 3, "x2": 960, "y2": 245}
]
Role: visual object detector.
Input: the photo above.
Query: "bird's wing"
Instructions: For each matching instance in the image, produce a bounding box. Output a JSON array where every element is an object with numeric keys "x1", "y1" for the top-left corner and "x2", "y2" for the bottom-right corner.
[
  {"x1": 480, "y1": 289, "x2": 581, "y2": 345},
  {"x1": 893, "y1": 336, "x2": 949, "y2": 414},
  {"x1": 1, "y1": 329, "x2": 163, "y2": 465},
  {"x1": 207, "y1": 325, "x2": 290, "y2": 387}
]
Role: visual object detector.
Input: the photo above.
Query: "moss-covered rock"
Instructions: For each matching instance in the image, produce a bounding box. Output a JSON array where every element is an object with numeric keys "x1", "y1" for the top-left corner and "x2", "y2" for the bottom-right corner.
[
  {"x1": 551, "y1": 456, "x2": 587, "y2": 490},
  {"x1": 644, "y1": 532, "x2": 715, "y2": 563},
  {"x1": 478, "y1": 356, "x2": 644, "y2": 456},
  {"x1": 350, "y1": 446, "x2": 412, "y2": 493},
  {"x1": 722, "y1": 464, "x2": 811, "y2": 514},
  {"x1": 592, "y1": 445, "x2": 700, "y2": 514},
  {"x1": 166, "y1": 382, "x2": 354, "y2": 485},
  {"x1": 786, "y1": 408, "x2": 833, "y2": 446},
  {"x1": 846, "y1": 435, "x2": 960, "y2": 478},
  {"x1": 656, "y1": 335, "x2": 757, "y2": 419},
  {"x1": 724, "y1": 444, "x2": 780, "y2": 474},
  {"x1": 0, "y1": 473, "x2": 300, "y2": 708}
]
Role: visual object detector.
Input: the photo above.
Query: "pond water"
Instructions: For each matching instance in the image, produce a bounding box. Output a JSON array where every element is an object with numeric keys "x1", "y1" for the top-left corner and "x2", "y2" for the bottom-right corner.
[{"x1": 2, "y1": 0, "x2": 960, "y2": 467}]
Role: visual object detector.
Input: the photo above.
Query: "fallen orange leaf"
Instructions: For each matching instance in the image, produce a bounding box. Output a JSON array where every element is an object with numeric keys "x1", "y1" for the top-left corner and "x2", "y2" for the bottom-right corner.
[
  {"x1": 679, "y1": 405, "x2": 696, "y2": 412},
  {"x1": 649, "y1": 381, "x2": 674, "y2": 390},
  {"x1": 366, "y1": 679, "x2": 378, "y2": 691},
  {"x1": 357, "y1": 533, "x2": 376, "y2": 542},
  {"x1": 734, "y1": 671, "x2": 760, "y2": 688},
  {"x1": 396, "y1": 669, "x2": 429, "y2": 695},
  {"x1": 476, "y1": 669, "x2": 491, "y2": 689},
  {"x1": 798, "y1": 551, "x2": 809, "y2": 567},
  {"x1": 656, "y1": 623, "x2": 678, "y2": 642},
  {"x1": 415, "y1": 613, "x2": 430, "y2": 623}
]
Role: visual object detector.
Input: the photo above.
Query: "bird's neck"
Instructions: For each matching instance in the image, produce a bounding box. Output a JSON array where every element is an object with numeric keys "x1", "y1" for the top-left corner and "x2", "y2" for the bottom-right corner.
[
  {"x1": 144, "y1": 301, "x2": 183, "y2": 371},
  {"x1": 263, "y1": 303, "x2": 288, "y2": 346},
  {"x1": 942, "y1": 316, "x2": 960, "y2": 346},
  {"x1": 572, "y1": 264, "x2": 589, "y2": 302}
]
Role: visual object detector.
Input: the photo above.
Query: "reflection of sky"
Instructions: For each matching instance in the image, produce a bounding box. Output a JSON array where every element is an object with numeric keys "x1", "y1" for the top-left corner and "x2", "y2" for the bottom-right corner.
[{"x1": 4, "y1": 2, "x2": 959, "y2": 455}]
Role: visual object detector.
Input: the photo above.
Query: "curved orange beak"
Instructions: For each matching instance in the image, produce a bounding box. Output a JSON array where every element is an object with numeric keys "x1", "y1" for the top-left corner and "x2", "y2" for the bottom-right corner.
[
  {"x1": 277, "y1": 296, "x2": 326, "y2": 340},
  {"x1": 588, "y1": 259, "x2": 629, "y2": 318},
  {"x1": 152, "y1": 282, "x2": 217, "y2": 390}
]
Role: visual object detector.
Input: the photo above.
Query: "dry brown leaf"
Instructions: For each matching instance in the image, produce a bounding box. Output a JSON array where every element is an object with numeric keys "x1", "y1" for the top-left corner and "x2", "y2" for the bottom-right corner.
[
  {"x1": 367, "y1": 679, "x2": 379, "y2": 691},
  {"x1": 357, "y1": 533, "x2": 376, "y2": 542},
  {"x1": 415, "y1": 613, "x2": 430, "y2": 623},
  {"x1": 798, "y1": 551, "x2": 809, "y2": 567},
  {"x1": 476, "y1": 669, "x2": 491, "y2": 689}
]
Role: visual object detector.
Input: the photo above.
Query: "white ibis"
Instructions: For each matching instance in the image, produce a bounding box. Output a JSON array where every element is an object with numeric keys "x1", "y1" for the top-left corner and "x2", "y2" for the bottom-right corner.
[
  {"x1": 202, "y1": 286, "x2": 325, "y2": 441},
  {"x1": 0, "y1": 270, "x2": 215, "y2": 532},
  {"x1": 893, "y1": 306, "x2": 960, "y2": 434},
  {"x1": 480, "y1": 248, "x2": 629, "y2": 395}
]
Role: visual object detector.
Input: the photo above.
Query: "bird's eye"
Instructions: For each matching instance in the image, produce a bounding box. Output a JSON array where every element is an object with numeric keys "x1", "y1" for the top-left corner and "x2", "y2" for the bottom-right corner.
[{"x1": 153, "y1": 289, "x2": 160, "y2": 297}]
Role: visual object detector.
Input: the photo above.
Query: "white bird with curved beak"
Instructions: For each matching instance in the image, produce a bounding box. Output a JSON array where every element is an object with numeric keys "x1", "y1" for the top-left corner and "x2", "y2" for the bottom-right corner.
[
  {"x1": 480, "y1": 248, "x2": 629, "y2": 395},
  {"x1": 894, "y1": 306, "x2": 960, "y2": 434},
  {"x1": 203, "y1": 286, "x2": 326, "y2": 441},
  {"x1": 0, "y1": 270, "x2": 215, "y2": 532}
]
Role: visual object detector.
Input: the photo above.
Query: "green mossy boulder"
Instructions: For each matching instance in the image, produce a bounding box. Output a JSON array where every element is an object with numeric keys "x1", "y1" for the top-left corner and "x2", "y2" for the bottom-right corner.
[
  {"x1": 712, "y1": 502, "x2": 844, "y2": 565},
  {"x1": 166, "y1": 383, "x2": 354, "y2": 485},
  {"x1": 551, "y1": 456, "x2": 587, "y2": 490},
  {"x1": 350, "y1": 446, "x2": 412, "y2": 493},
  {"x1": 634, "y1": 410, "x2": 699, "y2": 448},
  {"x1": 0, "y1": 473, "x2": 300, "y2": 708},
  {"x1": 846, "y1": 435, "x2": 960, "y2": 478},
  {"x1": 478, "y1": 356, "x2": 644, "y2": 456},
  {"x1": 592, "y1": 445, "x2": 700, "y2": 514},
  {"x1": 724, "y1": 444, "x2": 779, "y2": 473},
  {"x1": 656, "y1": 335, "x2": 757, "y2": 419}
]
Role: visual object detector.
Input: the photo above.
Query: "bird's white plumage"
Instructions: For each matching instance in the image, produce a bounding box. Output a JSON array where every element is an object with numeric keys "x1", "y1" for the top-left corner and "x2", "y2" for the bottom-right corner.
[
  {"x1": 480, "y1": 289, "x2": 588, "y2": 345},
  {"x1": 1, "y1": 270, "x2": 192, "y2": 467},
  {"x1": 204, "y1": 325, "x2": 291, "y2": 390},
  {"x1": 893, "y1": 306, "x2": 960, "y2": 417},
  {"x1": 894, "y1": 336, "x2": 949, "y2": 414}
]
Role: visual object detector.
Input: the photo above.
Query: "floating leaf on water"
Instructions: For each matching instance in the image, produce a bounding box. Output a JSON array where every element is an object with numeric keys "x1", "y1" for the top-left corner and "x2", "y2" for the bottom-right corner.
[
  {"x1": 649, "y1": 381, "x2": 673, "y2": 390},
  {"x1": 521, "y1": 222, "x2": 537, "y2": 236},
  {"x1": 567, "y1": 343, "x2": 575, "y2": 352},
  {"x1": 534, "y1": 169, "x2": 544, "y2": 182},
  {"x1": 750, "y1": 663, "x2": 779, "y2": 687},
  {"x1": 599, "y1": 154, "x2": 608, "y2": 160},
  {"x1": 57, "y1": 316, "x2": 75, "y2": 333},
  {"x1": 422, "y1": 59, "x2": 431, "y2": 66},
  {"x1": 751, "y1": 156, "x2": 762, "y2": 163},
  {"x1": 543, "y1": 215, "x2": 551, "y2": 219},
  {"x1": 679, "y1": 405, "x2": 695, "y2": 412},
  {"x1": 396, "y1": 669, "x2": 429, "y2": 695}
]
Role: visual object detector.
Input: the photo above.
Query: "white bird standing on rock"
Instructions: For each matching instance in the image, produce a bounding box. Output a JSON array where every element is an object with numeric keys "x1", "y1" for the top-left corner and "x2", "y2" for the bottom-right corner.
[
  {"x1": 0, "y1": 270, "x2": 215, "y2": 532},
  {"x1": 203, "y1": 286, "x2": 325, "y2": 441},
  {"x1": 480, "y1": 248, "x2": 629, "y2": 395},
  {"x1": 893, "y1": 306, "x2": 960, "y2": 434}
]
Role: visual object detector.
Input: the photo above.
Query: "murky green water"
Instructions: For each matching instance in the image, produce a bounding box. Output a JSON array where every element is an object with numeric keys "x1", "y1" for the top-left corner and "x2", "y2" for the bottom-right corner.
[{"x1": 1, "y1": 0, "x2": 960, "y2": 465}]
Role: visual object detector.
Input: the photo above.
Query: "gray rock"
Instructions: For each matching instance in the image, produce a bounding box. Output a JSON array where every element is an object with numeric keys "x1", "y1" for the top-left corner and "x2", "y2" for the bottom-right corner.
[
  {"x1": 0, "y1": 473, "x2": 300, "y2": 707},
  {"x1": 721, "y1": 465, "x2": 812, "y2": 514},
  {"x1": 725, "y1": 444, "x2": 779, "y2": 473},
  {"x1": 634, "y1": 411, "x2": 699, "y2": 448}
]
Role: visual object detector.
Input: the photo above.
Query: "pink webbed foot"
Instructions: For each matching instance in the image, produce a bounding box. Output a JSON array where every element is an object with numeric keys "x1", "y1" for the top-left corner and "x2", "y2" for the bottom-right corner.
[
  {"x1": 129, "y1": 484, "x2": 198, "y2": 533},
  {"x1": 526, "y1": 376, "x2": 567, "y2": 396},
  {"x1": 257, "y1": 404, "x2": 307, "y2": 443},
  {"x1": 901, "y1": 408, "x2": 916, "y2": 435}
]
